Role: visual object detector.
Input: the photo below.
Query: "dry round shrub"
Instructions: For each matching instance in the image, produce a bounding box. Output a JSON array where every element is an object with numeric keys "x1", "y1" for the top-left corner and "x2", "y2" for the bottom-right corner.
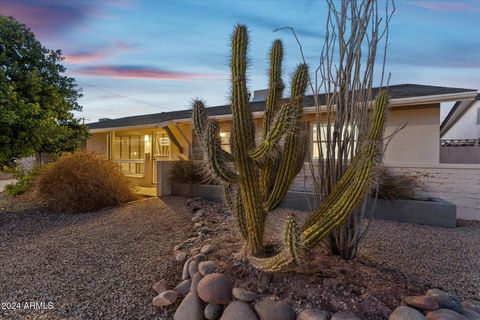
[{"x1": 35, "y1": 152, "x2": 138, "y2": 213}]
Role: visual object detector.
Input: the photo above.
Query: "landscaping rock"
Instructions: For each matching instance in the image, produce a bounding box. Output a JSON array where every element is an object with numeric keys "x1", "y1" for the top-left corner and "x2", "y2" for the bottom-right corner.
[
  {"x1": 205, "y1": 303, "x2": 224, "y2": 320},
  {"x1": 174, "y1": 292, "x2": 205, "y2": 320},
  {"x1": 199, "y1": 261, "x2": 217, "y2": 276},
  {"x1": 389, "y1": 306, "x2": 426, "y2": 320},
  {"x1": 175, "y1": 252, "x2": 188, "y2": 262},
  {"x1": 197, "y1": 273, "x2": 233, "y2": 305},
  {"x1": 194, "y1": 222, "x2": 203, "y2": 228},
  {"x1": 152, "y1": 279, "x2": 167, "y2": 294},
  {"x1": 221, "y1": 301, "x2": 258, "y2": 320},
  {"x1": 331, "y1": 311, "x2": 361, "y2": 320},
  {"x1": 189, "y1": 260, "x2": 200, "y2": 278},
  {"x1": 462, "y1": 310, "x2": 480, "y2": 320},
  {"x1": 182, "y1": 260, "x2": 190, "y2": 280},
  {"x1": 152, "y1": 290, "x2": 178, "y2": 307},
  {"x1": 174, "y1": 279, "x2": 191, "y2": 297},
  {"x1": 186, "y1": 237, "x2": 198, "y2": 243},
  {"x1": 463, "y1": 303, "x2": 480, "y2": 315},
  {"x1": 297, "y1": 308, "x2": 330, "y2": 320},
  {"x1": 404, "y1": 295, "x2": 439, "y2": 311},
  {"x1": 254, "y1": 298, "x2": 296, "y2": 320},
  {"x1": 192, "y1": 216, "x2": 202, "y2": 223},
  {"x1": 201, "y1": 244, "x2": 214, "y2": 254},
  {"x1": 191, "y1": 272, "x2": 203, "y2": 293},
  {"x1": 426, "y1": 289, "x2": 463, "y2": 313},
  {"x1": 186, "y1": 198, "x2": 195, "y2": 206},
  {"x1": 196, "y1": 209, "x2": 205, "y2": 216},
  {"x1": 198, "y1": 227, "x2": 213, "y2": 234},
  {"x1": 426, "y1": 309, "x2": 468, "y2": 320},
  {"x1": 193, "y1": 253, "x2": 208, "y2": 263},
  {"x1": 193, "y1": 197, "x2": 203, "y2": 202},
  {"x1": 174, "y1": 244, "x2": 182, "y2": 251},
  {"x1": 232, "y1": 287, "x2": 258, "y2": 302}
]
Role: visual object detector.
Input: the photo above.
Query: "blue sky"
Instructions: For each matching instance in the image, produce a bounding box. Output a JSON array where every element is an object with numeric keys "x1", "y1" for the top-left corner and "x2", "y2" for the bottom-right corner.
[{"x1": 1, "y1": 0, "x2": 479, "y2": 122}]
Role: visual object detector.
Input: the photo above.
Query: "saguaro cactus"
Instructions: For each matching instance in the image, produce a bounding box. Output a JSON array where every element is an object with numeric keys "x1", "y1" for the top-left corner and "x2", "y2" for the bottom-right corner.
[{"x1": 193, "y1": 25, "x2": 390, "y2": 271}]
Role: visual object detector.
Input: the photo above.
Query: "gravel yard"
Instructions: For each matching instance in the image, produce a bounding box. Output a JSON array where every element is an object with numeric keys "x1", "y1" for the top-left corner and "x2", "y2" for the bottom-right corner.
[
  {"x1": 359, "y1": 219, "x2": 480, "y2": 301},
  {"x1": 0, "y1": 195, "x2": 192, "y2": 320}
]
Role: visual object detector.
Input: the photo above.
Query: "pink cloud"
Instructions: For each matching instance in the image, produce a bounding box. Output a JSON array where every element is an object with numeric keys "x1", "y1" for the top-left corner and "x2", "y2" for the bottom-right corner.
[
  {"x1": 411, "y1": 1, "x2": 480, "y2": 12},
  {"x1": 64, "y1": 42, "x2": 138, "y2": 64},
  {"x1": 75, "y1": 65, "x2": 217, "y2": 80},
  {"x1": 0, "y1": 1, "x2": 94, "y2": 37},
  {"x1": 64, "y1": 52, "x2": 107, "y2": 64}
]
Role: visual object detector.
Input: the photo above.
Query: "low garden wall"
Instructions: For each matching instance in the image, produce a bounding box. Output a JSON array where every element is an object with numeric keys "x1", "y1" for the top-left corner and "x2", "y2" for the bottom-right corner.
[
  {"x1": 384, "y1": 163, "x2": 480, "y2": 220},
  {"x1": 170, "y1": 182, "x2": 457, "y2": 228}
]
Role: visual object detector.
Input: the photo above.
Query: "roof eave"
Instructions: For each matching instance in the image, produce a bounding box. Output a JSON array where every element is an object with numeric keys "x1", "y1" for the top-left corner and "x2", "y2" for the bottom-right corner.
[{"x1": 88, "y1": 90, "x2": 478, "y2": 132}]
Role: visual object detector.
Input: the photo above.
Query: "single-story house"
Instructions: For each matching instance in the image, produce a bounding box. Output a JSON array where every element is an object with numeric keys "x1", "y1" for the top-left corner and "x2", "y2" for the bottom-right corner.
[
  {"x1": 85, "y1": 83, "x2": 480, "y2": 220},
  {"x1": 440, "y1": 94, "x2": 480, "y2": 164}
]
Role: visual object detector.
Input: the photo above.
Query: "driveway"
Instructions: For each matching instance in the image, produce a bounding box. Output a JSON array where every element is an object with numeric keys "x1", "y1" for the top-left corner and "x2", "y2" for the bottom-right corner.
[{"x1": 0, "y1": 196, "x2": 192, "y2": 320}]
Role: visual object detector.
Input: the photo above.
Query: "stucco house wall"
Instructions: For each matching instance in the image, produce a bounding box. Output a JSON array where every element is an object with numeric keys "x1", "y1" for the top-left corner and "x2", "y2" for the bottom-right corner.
[
  {"x1": 85, "y1": 132, "x2": 109, "y2": 158},
  {"x1": 383, "y1": 104, "x2": 440, "y2": 165}
]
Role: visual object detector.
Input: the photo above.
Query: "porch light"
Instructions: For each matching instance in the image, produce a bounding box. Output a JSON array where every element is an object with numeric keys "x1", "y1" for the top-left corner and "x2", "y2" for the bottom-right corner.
[
  {"x1": 144, "y1": 134, "x2": 150, "y2": 142},
  {"x1": 219, "y1": 132, "x2": 227, "y2": 137}
]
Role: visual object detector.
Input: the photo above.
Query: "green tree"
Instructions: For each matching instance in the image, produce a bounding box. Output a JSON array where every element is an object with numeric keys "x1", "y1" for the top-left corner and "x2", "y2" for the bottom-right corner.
[{"x1": 0, "y1": 16, "x2": 88, "y2": 167}]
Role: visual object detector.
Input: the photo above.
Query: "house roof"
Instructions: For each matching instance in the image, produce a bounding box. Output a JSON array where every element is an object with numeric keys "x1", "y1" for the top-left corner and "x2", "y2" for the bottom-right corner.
[
  {"x1": 440, "y1": 93, "x2": 480, "y2": 130},
  {"x1": 87, "y1": 83, "x2": 478, "y2": 131}
]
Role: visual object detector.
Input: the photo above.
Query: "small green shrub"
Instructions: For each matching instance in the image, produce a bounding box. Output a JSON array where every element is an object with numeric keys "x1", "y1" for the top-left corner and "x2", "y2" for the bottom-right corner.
[
  {"x1": 4, "y1": 165, "x2": 43, "y2": 196},
  {"x1": 376, "y1": 167, "x2": 419, "y2": 200},
  {"x1": 170, "y1": 159, "x2": 216, "y2": 185}
]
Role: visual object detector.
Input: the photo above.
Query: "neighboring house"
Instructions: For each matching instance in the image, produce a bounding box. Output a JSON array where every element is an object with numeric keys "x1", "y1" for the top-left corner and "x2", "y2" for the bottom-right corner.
[
  {"x1": 440, "y1": 94, "x2": 480, "y2": 164},
  {"x1": 86, "y1": 84, "x2": 480, "y2": 219}
]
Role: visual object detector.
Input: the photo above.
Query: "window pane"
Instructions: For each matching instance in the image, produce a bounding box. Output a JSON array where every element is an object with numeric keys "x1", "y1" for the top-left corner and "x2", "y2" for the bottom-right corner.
[
  {"x1": 220, "y1": 132, "x2": 231, "y2": 153},
  {"x1": 311, "y1": 124, "x2": 357, "y2": 160}
]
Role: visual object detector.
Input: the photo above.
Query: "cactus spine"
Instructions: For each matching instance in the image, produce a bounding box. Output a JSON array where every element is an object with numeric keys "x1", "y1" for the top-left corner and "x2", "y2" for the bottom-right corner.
[{"x1": 192, "y1": 25, "x2": 390, "y2": 271}]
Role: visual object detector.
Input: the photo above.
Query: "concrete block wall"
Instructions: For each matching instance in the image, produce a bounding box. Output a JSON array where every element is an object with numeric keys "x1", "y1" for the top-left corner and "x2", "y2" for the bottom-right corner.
[
  {"x1": 290, "y1": 163, "x2": 480, "y2": 220},
  {"x1": 386, "y1": 164, "x2": 480, "y2": 220}
]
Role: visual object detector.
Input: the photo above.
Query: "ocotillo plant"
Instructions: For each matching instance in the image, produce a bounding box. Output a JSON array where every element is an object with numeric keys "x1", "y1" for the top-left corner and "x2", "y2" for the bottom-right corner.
[{"x1": 193, "y1": 25, "x2": 390, "y2": 271}]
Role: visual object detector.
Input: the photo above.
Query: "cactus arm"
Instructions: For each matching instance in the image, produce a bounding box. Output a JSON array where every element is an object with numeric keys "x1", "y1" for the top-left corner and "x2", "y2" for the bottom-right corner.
[
  {"x1": 263, "y1": 39, "x2": 285, "y2": 136},
  {"x1": 192, "y1": 98, "x2": 234, "y2": 162},
  {"x1": 259, "y1": 145, "x2": 282, "y2": 201},
  {"x1": 224, "y1": 183, "x2": 248, "y2": 240},
  {"x1": 192, "y1": 99, "x2": 208, "y2": 138},
  {"x1": 302, "y1": 91, "x2": 389, "y2": 230},
  {"x1": 230, "y1": 25, "x2": 265, "y2": 255},
  {"x1": 264, "y1": 64, "x2": 309, "y2": 211},
  {"x1": 203, "y1": 119, "x2": 238, "y2": 182},
  {"x1": 250, "y1": 104, "x2": 292, "y2": 160}
]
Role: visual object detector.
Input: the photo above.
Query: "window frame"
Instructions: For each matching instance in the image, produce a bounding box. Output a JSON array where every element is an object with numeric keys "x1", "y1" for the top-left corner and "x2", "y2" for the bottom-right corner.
[{"x1": 113, "y1": 134, "x2": 145, "y2": 177}]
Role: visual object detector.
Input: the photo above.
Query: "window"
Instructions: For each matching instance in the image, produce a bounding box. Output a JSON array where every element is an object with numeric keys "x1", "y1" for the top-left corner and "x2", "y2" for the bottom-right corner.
[
  {"x1": 477, "y1": 108, "x2": 480, "y2": 125},
  {"x1": 312, "y1": 124, "x2": 357, "y2": 159},
  {"x1": 113, "y1": 135, "x2": 145, "y2": 176},
  {"x1": 220, "y1": 132, "x2": 231, "y2": 152}
]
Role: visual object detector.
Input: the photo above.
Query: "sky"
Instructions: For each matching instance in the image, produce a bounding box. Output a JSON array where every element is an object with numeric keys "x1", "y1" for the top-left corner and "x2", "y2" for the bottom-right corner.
[{"x1": 1, "y1": 0, "x2": 479, "y2": 123}]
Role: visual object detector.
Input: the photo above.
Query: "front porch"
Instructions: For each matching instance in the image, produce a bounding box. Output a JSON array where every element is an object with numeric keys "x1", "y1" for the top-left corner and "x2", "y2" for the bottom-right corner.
[{"x1": 86, "y1": 122, "x2": 192, "y2": 190}]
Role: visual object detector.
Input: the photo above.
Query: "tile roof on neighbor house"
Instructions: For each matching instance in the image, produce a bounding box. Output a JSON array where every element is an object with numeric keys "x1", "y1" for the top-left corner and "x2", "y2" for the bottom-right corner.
[
  {"x1": 87, "y1": 83, "x2": 478, "y2": 130},
  {"x1": 440, "y1": 93, "x2": 480, "y2": 130}
]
